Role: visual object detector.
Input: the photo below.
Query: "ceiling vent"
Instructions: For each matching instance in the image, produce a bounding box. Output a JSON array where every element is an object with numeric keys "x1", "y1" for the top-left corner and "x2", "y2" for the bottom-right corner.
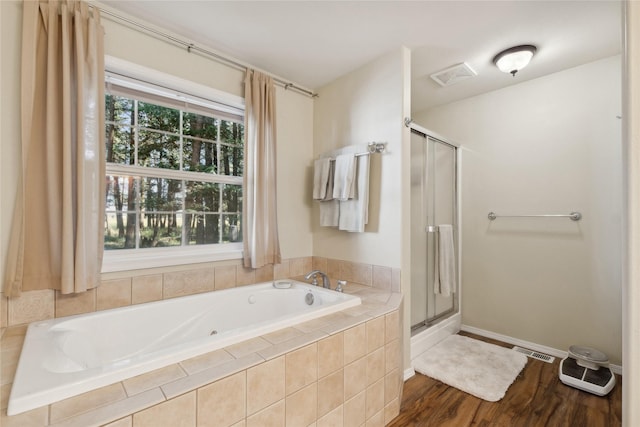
[{"x1": 430, "y1": 63, "x2": 477, "y2": 87}]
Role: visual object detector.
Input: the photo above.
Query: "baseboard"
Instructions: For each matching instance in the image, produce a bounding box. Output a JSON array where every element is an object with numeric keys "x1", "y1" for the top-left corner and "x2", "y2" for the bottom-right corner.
[
  {"x1": 461, "y1": 324, "x2": 622, "y2": 376},
  {"x1": 410, "y1": 312, "x2": 461, "y2": 360},
  {"x1": 404, "y1": 367, "x2": 415, "y2": 381}
]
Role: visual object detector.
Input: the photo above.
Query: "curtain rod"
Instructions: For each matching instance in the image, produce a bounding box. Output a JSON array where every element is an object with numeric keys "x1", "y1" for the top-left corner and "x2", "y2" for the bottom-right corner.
[{"x1": 93, "y1": 5, "x2": 318, "y2": 98}]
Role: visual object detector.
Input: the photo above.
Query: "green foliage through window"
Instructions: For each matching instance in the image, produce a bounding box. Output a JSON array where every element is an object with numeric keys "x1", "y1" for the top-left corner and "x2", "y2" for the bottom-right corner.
[{"x1": 105, "y1": 94, "x2": 244, "y2": 250}]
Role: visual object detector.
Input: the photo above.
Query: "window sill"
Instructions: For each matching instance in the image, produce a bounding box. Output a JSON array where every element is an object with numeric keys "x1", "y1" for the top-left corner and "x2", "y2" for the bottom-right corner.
[{"x1": 101, "y1": 243, "x2": 243, "y2": 273}]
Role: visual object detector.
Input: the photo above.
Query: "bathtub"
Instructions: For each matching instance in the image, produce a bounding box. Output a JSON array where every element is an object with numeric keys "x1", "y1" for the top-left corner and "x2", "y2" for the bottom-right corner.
[{"x1": 8, "y1": 280, "x2": 361, "y2": 416}]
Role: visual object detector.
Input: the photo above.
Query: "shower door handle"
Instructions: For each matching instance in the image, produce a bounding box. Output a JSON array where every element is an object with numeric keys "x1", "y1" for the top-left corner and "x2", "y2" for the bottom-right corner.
[{"x1": 426, "y1": 225, "x2": 439, "y2": 233}]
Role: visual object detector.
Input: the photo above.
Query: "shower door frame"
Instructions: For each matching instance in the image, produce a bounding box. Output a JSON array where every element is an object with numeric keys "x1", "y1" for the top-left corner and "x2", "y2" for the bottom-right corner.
[{"x1": 409, "y1": 124, "x2": 460, "y2": 336}]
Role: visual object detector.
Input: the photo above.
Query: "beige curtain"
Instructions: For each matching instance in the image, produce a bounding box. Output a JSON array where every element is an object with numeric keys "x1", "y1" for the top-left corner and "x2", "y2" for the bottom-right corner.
[
  {"x1": 243, "y1": 70, "x2": 282, "y2": 268},
  {"x1": 4, "y1": 0, "x2": 105, "y2": 296}
]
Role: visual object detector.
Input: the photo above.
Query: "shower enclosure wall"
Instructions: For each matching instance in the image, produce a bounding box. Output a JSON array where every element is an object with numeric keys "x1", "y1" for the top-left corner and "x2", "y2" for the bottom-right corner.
[{"x1": 409, "y1": 125, "x2": 460, "y2": 357}]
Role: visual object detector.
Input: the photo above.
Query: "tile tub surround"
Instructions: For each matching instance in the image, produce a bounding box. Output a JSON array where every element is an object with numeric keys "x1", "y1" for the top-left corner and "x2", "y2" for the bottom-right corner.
[
  {"x1": 1, "y1": 285, "x2": 403, "y2": 427},
  {"x1": 0, "y1": 256, "x2": 401, "y2": 328}
]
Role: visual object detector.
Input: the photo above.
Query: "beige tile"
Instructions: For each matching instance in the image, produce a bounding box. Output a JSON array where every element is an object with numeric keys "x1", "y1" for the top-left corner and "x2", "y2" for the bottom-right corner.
[
  {"x1": 311, "y1": 257, "x2": 327, "y2": 272},
  {"x1": 343, "y1": 324, "x2": 366, "y2": 365},
  {"x1": 123, "y1": 364, "x2": 186, "y2": 396},
  {"x1": 384, "y1": 398, "x2": 400, "y2": 424},
  {"x1": 391, "y1": 269, "x2": 401, "y2": 293},
  {"x1": 215, "y1": 265, "x2": 237, "y2": 290},
  {"x1": 365, "y1": 378, "x2": 385, "y2": 421},
  {"x1": 365, "y1": 409, "x2": 384, "y2": 427},
  {"x1": 226, "y1": 336, "x2": 272, "y2": 359},
  {"x1": 131, "y1": 275, "x2": 163, "y2": 304},
  {"x1": 343, "y1": 391, "x2": 366, "y2": 427},
  {"x1": 163, "y1": 353, "x2": 262, "y2": 400},
  {"x1": 7, "y1": 289, "x2": 54, "y2": 326},
  {"x1": 104, "y1": 417, "x2": 132, "y2": 427},
  {"x1": 317, "y1": 404, "x2": 343, "y2": 427},
  {"x1": 372, "y1": 266, "x2": 391, "y2": 291},
  {"x1": 50, "y1": 382, "x2": 127, "y2": 423},
  {"x1": 179, "y1": 349, "x2": 234, "y2": 375},
  {"x1": 48, "y1": 388, "x2": 165, "y2": 427},
  {"x1": 285, "y1": 343, "x2": 317, "y2": 395},
  {"x1": 273, "y1": 260, "x2": 290, "y2": 280},
  {"x1": 318, "y1": 332, "x2": 343, "y2": 378},
  {"x1": 263, "y1": 327, "x2": 304, "y2": 345},
  {"x1": 254, "y1": 265, "x2": 274, "y2": 282},
  {"x1": 0, "y1": 405, "x2": 48, "y2": 427},
  {"x1": 97, "y1": 278, "x2": 132, "y2": 311},
  {"x1": 285, "y1": 383, "x2": 317, "y2": 427},
  {"x1": 289, "y1": 257, "x2": 312, "y2": 277},
  {"x1": 0, "y1": 293, "x2": 7, "y2": 328},
  {"x1": 133, "y1": 391, "x2": 195, "y2": 427},
  {"x1": 197, "y1": 371, "x2": 246, "y2": 427},
  {"x1": 351, "y1": 263, "x2": 373, "y2": 286},
  {"x1": 366, "y1": 317, "x2": 385, "y2": 353},
  {"x1": 344, "y1": 357, "x2": 367, "y2": 401},
  {"x1": 258, "y1": 330, "x2": 328, "y2": 361},
  {"x1": 366, "y1": 347, "x2": 385, "y2": 386},
  {"x1": 317, "y1": 369, "x2": 344, "y2": 418},
  {"x1": 163, "y1": 268, "x2": 214, "y2": 299},
  {"x1": 247, "y1": 356, "x2": 285, "y2": 416},
  {"x1": 326, "y1": 259, "x2": 344, "y2": 279},
  {"x1": 55, "y1": 289, "x2": 96, "y2": 318},
  {"x1": 236, "y1": 266, "x2": 256, "y2": 286},
  {"x1": 320, "y1": 314, "x2": 371, "y2": 336},
  {"x1": 384, "y1": 369, "x2": 401, "y2": 405},
  {"x1": 230, "y1": 421, "x2": 246, "y2": 427},
  {"x1": 385, "y1": 339, "x2": 400, "y2": 374},
  {"x1": 384, "y1": 311, "x2": 399, "y2": 344},
  {"x1": 1, "y1": 382, "x2": 12, "y2": 410},
  {"x1": 246, "y1": 400, "x2": 285, "y2": 427}
]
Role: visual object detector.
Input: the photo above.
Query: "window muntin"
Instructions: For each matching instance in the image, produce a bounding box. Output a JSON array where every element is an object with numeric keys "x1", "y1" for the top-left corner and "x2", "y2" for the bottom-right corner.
[{"x1": 104, "y1": 92, "x2": 244, "y2": 251}]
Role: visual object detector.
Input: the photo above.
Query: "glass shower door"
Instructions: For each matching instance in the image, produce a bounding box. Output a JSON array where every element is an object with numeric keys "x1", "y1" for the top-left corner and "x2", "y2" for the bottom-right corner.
[{"x1": 410, "y1": 130, "x2": 457, "y2": 332}]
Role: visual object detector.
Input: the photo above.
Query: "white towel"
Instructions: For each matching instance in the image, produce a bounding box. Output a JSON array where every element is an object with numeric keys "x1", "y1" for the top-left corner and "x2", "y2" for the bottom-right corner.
[
  {"x1": 434, "y1": 224, "x2": 456, "y2": 296},
  {"x1": 320, "y1": 200, "x2": 339, "y2": 227},
  {"x1": 313, "y1": 158, "x2": 332, "y2": 200},
  {"x1": 338, "y1": 154, "x2": 369, "y2": 232},
  {"x1": 332, "y1": 154, "x2": 356, "y2": 201}
]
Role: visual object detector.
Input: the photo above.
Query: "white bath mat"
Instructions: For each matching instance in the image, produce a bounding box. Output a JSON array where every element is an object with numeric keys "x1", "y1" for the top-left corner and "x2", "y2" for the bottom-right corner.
[{"x1": 412, "y1": 334, "x2": 527, "y2": 402}]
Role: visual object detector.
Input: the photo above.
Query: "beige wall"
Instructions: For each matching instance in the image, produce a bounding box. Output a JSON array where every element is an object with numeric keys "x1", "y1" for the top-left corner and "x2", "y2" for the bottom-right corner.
[{"x1": 415, "y1": 56, "x2": 623, "y2": 364}]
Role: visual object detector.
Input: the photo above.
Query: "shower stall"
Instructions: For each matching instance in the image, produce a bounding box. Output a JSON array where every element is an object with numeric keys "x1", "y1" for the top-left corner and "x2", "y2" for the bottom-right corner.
[{"x1": 408, "y1": 123, "x2": 461, "y2": 359}]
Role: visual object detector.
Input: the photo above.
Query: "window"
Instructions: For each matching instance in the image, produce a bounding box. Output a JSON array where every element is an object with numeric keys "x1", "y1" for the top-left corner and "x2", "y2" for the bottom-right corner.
[{"x1": 102, "y1": 64, "x2": 245, "y2": 271}]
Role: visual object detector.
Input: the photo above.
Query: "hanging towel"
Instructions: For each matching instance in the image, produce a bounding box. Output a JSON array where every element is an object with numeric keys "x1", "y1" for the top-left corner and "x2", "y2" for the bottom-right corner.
[
  {"x1": 434, "y1": 224, "x2": 456, "y2": 297},
  {"x1": 320, "y1": 200, "x2": 340, "y2": 227},
  {"x1": 338, "y1": 154, "x2": 370, "y2": 232},
  {"x1": 313, "y1": 158, "x2": 333, "y2": 200},
  {"x1": 332, "y1": 154, "x2": 356, "y2": 201}
]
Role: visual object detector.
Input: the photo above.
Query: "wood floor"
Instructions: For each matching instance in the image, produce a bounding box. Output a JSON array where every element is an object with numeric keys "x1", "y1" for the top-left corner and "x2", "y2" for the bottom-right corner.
[{"x1": 388, "y1": 332, "x2": 622, "y2": 427}]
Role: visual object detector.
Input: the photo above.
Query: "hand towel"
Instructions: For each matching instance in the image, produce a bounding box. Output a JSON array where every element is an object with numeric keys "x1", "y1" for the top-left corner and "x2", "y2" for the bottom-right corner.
[
  {"x1": 338, "y1": 154, "x2": 370, "y2": 232},
  {"x1": 332, "y1": 154, "x2": 356, "y2": 201},
  {"x1": 313, "y1": 158, "x2": 332, "y2": 200},
  {"x1": 434, "y1": 224, "x2": 456, "y2": 296},
  {"x1": 320, "y1": 200, "x2": 339, "y2": 227}
]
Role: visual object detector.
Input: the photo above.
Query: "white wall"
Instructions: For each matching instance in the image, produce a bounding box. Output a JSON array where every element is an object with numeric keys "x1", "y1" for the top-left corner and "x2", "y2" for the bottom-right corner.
[
  {"x1": 313, "y1": 48, "x2": 409, "y2": 269},
  {"x1": 0, "y1": 1, "x2": 314, "y2": 287},
  {"x1": 415, "y1": 56, "x2": 623, "y2": 364}
]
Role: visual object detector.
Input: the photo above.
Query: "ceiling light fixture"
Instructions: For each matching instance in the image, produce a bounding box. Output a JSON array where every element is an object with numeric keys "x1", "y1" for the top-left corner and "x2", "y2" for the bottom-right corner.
[{"x1": 493, "y1": 45, "x2": 537, "y2": 77}]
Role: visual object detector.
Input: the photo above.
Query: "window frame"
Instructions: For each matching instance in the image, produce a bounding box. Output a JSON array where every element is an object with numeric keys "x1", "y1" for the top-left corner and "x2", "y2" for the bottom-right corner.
[{"x1": 102, "y1": 56, "x2": 245, "y2": 273}]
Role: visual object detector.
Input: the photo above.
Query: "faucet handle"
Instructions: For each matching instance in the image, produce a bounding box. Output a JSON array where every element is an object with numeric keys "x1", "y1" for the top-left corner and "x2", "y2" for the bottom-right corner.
[
  {"x1": 336, "y1": 280, "x2": 347, "y2": 292},
  {"x1": 308, "y1": 273, "x2": 319, "y2": 286}
]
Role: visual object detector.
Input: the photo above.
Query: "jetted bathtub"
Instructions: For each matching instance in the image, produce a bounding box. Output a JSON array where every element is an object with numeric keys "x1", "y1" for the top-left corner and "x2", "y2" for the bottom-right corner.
[{"x1": 8, "y1": 280, "x2": 361, "y2": 415}]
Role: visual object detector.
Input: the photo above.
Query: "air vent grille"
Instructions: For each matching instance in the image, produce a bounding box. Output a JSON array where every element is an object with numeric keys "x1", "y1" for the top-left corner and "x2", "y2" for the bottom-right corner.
[
  {"x1": 430, "y1": 63, "x2": 477, "y2": 87},
  {"x1": 512, "y1": 346, "x2": 555, "y2": 363}
]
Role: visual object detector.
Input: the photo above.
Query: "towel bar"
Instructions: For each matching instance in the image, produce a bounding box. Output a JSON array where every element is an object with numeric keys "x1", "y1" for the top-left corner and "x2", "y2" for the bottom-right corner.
[{"x1": 488, "y1": 211, "x2": 582, "y2": 221}]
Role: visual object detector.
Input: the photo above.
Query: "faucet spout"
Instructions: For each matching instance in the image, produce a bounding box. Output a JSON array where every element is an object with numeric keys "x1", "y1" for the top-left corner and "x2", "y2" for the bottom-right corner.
[{"x1": 304, "y1": 270, "x2": 331, "y2": 289}]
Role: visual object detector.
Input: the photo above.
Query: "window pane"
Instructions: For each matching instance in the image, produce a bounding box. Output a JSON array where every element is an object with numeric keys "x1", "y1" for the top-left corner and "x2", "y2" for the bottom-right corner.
[
  {"x1": 185, "y1": 182, "x2": 219, "y2": 212},
  {"x1": 138, "y1": 129, "x2": 180, "y2": 169},
  {"x1": 183, "y1": 113, "x2": 218, "y2": 139},
  {"x1": 105, "y1": 124, "x2": 134, "y2": 166},
  {"x1": 138, "y1": 102, "x2": 180, "y2": 134},
  {"x1": 183, "y1": 138, "x2": 218, "y2": 173},
  {"x1": 105, "y1": 95, "x2": 134, "y2": 125},
  {"x1": 222, "y1": 214, "x2": 242, "y2": 243},
  {"x1": 220, "y1": 121, "x2": 244, "y2": 176},
  {"x1": 222, "y1": 184, "x2": 242, "y2": 213},
  {"x1": 185, "y1": 213, "x2": 219, "y2": 245},
  {"x1": 139, "y1": 177, "x2": 183, "y2": 248},
  {"x1": 105, "y1": 175, "x2": 138, "y2": 249}
]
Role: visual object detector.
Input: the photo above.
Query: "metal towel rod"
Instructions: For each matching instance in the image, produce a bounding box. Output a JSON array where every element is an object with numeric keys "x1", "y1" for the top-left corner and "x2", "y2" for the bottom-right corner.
[{"x1": 488, "y1": 212, "x2": 582, "y2": 221}]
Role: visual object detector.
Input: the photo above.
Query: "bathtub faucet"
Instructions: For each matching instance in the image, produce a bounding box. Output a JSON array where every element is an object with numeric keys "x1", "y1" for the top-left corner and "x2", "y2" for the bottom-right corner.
[{"x1": 304, "y1": 270, "x2": 331, "y2": 289}]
